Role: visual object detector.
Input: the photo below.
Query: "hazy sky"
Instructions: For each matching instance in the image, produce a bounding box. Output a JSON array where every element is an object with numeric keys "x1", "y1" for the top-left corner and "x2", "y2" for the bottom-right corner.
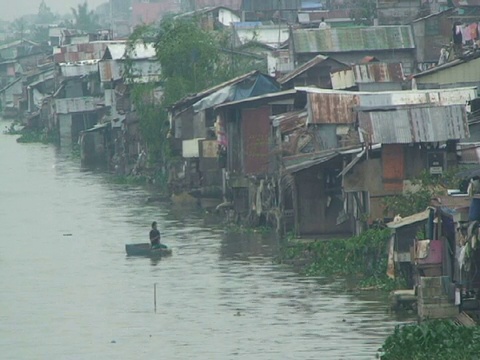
[{"x1": 0, "y1": 0, "x2": 106, "y2": 21}]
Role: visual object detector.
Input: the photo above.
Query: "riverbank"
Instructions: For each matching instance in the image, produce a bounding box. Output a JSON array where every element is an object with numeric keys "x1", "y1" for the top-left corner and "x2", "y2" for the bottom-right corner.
[{"x1": 275, "y1": 228, "x2": 406, "y2": 292}]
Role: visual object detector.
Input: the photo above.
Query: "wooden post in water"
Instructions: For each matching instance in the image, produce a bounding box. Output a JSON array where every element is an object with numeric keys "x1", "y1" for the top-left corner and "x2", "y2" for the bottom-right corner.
[{"x1": 154, "y1": 283, "x2": 157, "y2": 313}]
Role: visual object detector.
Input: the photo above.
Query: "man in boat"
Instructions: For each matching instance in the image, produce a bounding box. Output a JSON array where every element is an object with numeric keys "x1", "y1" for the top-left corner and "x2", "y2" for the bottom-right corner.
[{"x1": 149, "y1": 221, "x2": 167, "y2": 249}]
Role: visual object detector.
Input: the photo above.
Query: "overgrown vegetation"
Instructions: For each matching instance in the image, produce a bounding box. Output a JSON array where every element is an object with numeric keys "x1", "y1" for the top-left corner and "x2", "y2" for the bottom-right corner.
[
  {"x1": 379, "y1": 320, "x2": 480, "y2": 359},
  {"x1": 124, "y1": 17, "x2": 267, "y2": 185},
  {"x1": 383, "y1": 169, "x2": 463, "y2": 218},
  {"x1": 4, "y1": 123, "x2": 58, "y2": 144},
  {"x1": 276, "y1": 228, "x2": 404, "y2": 291}
]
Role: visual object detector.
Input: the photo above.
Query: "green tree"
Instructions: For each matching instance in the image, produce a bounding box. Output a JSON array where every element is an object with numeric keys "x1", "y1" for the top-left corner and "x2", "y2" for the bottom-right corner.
[
  {"x1": 31, "y1": 26, "x2": 50, "y2": 43},
  {"x1": 154, "y1": 16, "x2": 222, "y2": 106},
  {"x1": 71, "y1": 1, "x2": 100, "y2": 33},
  {"x1": 37, "y1": 0, "x2": 56, "y2": 24},
  {"x1": 349, "y1": 0, "x2": 376, "y2": 25},
  {"x1": 124, "y1": 18, "x2": 264, "y2": 177},
  {"x1": 10, "y1": 18, "x2": 27, "y2": 40}
]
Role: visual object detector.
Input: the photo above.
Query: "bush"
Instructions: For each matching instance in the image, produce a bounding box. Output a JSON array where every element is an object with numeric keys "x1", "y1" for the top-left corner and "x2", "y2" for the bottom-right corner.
[
  {"x1": 380, "y1": 320, "x2": 480, "y2": 360},
  {"x1": 277, "y1": 228, "x2": 404, "y2": 290}
]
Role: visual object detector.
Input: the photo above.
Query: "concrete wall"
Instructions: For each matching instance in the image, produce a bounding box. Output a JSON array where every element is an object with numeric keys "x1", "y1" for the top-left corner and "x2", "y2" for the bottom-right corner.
[{"x1": 58, "y1": 113, "x2": 72, "y2": 148}]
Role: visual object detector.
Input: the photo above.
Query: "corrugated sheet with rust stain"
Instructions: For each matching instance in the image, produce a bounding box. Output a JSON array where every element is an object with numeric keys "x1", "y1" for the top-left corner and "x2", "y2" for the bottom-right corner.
[
  {"x1": 358, "y1": 104, "x2": 469, "y2": 144},
  {"x1": 292, "y1": 25, "x2": 415, "y2": 54},
  {"x1": 382, "y1": 144, "x2": 404, "y2": 191},
  {"x1": 271, "y1": 110, "x2": 307, "y2": 133},
  {"x1": 307, "y1": 92, "x2": 358, "y2": 124},
  {"x1": 353, "y1": 62, "x2": 404, "y2": 84},
  {"x1": 242, "y1": 106, "x2": 271, "y2": 175},
  {"x1": 99, "y1": 60, "x2": 116, "y2": 82}
]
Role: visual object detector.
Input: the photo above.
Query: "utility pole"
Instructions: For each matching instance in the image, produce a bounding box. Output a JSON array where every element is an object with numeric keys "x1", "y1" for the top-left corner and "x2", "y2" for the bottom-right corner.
[{"x1": 109, "y1": 0, "x2": 113, "y2": 39}]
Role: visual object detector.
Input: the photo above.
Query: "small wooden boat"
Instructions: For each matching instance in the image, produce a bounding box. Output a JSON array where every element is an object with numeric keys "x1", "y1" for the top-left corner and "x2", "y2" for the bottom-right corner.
[{"x1": 125, "y1": 243, "x2": 172, "y2": 257}]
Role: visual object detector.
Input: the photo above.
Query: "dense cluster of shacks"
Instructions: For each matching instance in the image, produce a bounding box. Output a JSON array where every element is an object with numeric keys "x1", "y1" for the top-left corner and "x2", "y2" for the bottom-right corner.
[{"x1": 4, "y1": 0, "x2": 480, "y2": 323}]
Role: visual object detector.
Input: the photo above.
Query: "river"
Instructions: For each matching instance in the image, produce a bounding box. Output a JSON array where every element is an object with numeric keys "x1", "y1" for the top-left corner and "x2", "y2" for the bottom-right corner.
[{"x1": 0, "y1": 119, "x2": 410, "y2": 360}]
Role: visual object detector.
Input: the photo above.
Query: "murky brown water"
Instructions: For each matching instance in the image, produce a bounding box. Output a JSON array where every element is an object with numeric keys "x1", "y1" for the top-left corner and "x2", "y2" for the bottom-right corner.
[{"x1": 0, "y1": 119, "x2": 411, "y2": 359}]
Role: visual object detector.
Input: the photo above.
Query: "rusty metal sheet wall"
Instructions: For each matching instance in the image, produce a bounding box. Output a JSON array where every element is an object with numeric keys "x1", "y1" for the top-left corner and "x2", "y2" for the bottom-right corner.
[
  {"x1": 271, "y1": 110, "x2": 307, "y2": 133},
  {"x1": 382, "y1": 144, "x2": 405, "y2": 192},
  {"x1": 99, "y1": 60, "x2": 120, "y2": 82},
  {"x1": 330, "y1": 69, "x2": 356, "y2": 90},
  {"x1": 358, "y1": 104, "x2": 468, "y2": 144},
  {"x1": 242, "y1": 106, "x2": 271, "y2": 175},
  {"x1": 307, "y1": 92, "x2": 358, "y2": 124},
  {"x1": 353, "y1": 62, "x2": 404, "y2": 84}
]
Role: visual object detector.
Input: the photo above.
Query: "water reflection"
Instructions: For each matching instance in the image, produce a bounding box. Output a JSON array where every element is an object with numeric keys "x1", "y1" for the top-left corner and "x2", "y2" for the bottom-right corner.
[
  {"x1": 220, "y1": 231, "x2": 279, "y2": 261},
  {"x1": 0, "y1": 119, "x2": 412, "y2": 360}
]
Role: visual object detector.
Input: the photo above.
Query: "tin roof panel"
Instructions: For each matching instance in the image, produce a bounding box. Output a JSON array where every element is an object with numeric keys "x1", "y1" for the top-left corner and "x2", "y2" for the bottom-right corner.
[
  {"x1": 292, "y1": 26, "x2": 415, "y2": 54},
  {"x1": 358, "y1": 104, "x2": 469, "y2": 144}
]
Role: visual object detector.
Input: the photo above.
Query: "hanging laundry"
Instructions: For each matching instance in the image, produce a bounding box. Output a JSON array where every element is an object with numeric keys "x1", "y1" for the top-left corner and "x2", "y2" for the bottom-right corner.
[
  {"x1": 462, "y1": 25, "x2": 471, "y2": 43},
  {"x1": 469, "y1": 23, "x2": 478, "y2": 41},
  {"x1": 453, "y1": 23, "x2": 463, "y2": 45}
]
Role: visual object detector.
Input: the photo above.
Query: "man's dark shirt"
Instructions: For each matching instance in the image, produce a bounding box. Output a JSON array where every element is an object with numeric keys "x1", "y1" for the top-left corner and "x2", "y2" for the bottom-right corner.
[{"x1": 149, "y1": 229, "x2": 160, "y2": 246}]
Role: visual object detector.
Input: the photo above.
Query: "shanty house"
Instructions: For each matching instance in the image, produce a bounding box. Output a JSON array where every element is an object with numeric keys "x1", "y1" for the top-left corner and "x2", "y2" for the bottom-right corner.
[
  {"x1": 278, "y1": 54, "x2": 349, "y2": 89},
  {"x1": 341, "y1": 88, "x2": 475, "y2": 222},
  {"x1": 411, "y1": 9, "x2": 455, "y2": 72},
  {"x1": 412, "y1": 52, "x2": 480, "y2": 90},
  {"x1": 331, "y1": 61, "x2": 405, "y2": 91},
  {"x1": 289, "y1": 26, "x2": 416, "y2": 75},
  {"x1": 168, "y1": 71, "x2": 281, "y2": 199}
]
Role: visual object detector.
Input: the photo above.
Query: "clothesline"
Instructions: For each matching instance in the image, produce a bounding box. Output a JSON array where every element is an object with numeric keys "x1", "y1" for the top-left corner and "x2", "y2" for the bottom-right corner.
[{"x1": 454, "y1": 22, "x2": 480, "y2": 44}]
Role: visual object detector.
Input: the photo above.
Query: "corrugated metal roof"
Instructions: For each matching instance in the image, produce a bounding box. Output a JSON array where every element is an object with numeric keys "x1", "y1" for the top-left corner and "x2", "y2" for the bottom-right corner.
[
  {"x1": 296, "y1": 86, "x2": 477, "y2": 107},
  {"x1": 331, "y1": 63, "x2": 405, "y2": 89},
  {"x1": 458, "y1": 143, "x2": 480, "y2": 163},
  {"x1": 284, "y1": 149, "x2": 339, "y2": 173},
  {"x1": 278, "y1": 55, "x2": 349, "y2": 84},
  {"x1": 99, "y1": 60, "x2": 117, "y2": 82},
  {"x1": 353, "y1": 62, "x2": 404, "y2": 83},
  {"x1": 98, "y1": 59, "x2": 161, "y2": 83},
  {"x1": 338, "y1": 147, "x2": 366, "y2": 177},
  {"x1": 307, "y1": 91, "x2": 358, "y2": 124},
  {"x1": 194, "y1": 0, "x2": 242, "y2": 10},
  {"x1": 172, "y1": 70, "x2": 262, "y2": 111},
  {"x1": 387, "y1": 209, "x2": 430, "y2": 229},
  {"x1": 104, "y1": 43, "x2": 156, "y2": 60},
  {"x1": 234, "y1": 24, "x2": 290, "y2": 47},
  {"x1": 54, "y1": 41, "x2": 125, "y2": 63},
  {"x1": 358, "y1": 104, "x2": 469, "y2": 144},
  {"x1": 413, "y1": 51, "x2": 480, "y2": 78},
  {"x1": 330, "y1": 69, "x2": 356, "y2": 90},
  {"x1": 214, "y1": 89, "x2": 296, "y2": 110},
  {"x1": 271, "y1": 109, "x2": 308, "y2": 133},
  {"x1": 292, "y1": 26, "x2": 415, "y2": 53},
  {"x1": 60, "y1": 61, "x2": 99, "y2": 78}
]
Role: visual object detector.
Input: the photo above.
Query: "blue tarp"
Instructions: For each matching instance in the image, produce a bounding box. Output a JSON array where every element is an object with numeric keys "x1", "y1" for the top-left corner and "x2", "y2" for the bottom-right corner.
[{"x1": 193, "y1": 74, "x2": 280, "y2": 112}]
